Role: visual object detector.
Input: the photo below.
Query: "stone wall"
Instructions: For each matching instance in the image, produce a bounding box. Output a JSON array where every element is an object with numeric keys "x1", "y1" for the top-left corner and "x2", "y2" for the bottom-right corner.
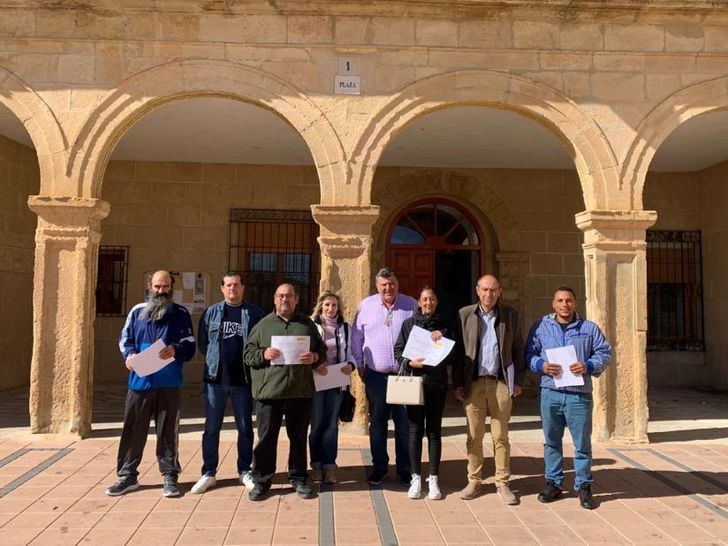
[
  {"x1": 371, "y1": 166, "x2": 586, "y2": 330},
  {"x1": 644, "y1": 168, "x2": 720, "y2": 388},
  {"x1": 698, "y1": 160, "x2": 728, "y2": 389},
  {"x1": 94, "y1": 160, "x2": 320, "y2": 383},
  {"x1": 0, "y1": 134, "x2": 38, "y2": 390}
]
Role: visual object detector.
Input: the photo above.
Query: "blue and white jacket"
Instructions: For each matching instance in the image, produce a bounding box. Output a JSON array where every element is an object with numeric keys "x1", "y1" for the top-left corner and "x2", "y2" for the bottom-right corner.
[
  {"x1": 198, "y1": 300, "x2": 265, "y2": 383},
  {"x1": 525, "y1": 313, "x2": 612, "y2": 393},
  {"x1": 119, "y1": 302, "x2": 196, "y2": 390}
]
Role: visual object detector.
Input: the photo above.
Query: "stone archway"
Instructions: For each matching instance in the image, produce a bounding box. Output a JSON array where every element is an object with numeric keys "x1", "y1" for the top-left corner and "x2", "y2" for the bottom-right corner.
[
  {"x1": 0, "y1": 65, "x2": 67, "y2": 191},
  {"x1": 28, "y1": 59, "x2": 347, "y2": 436},
  {"x1": 623, "y1": 76, "x2": 728, "y2": 209},
  {"x1": 350, "y1": 69, "x2": 620, "y2": 211},
  {"x1": 67, "y1": 59, "x2": 346, "y2": 203}
]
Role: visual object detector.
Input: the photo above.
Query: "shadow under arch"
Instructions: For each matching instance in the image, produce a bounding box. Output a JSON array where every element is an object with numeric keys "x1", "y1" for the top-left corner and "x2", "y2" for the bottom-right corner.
[
  {"x1": 350, "y1": 69, "x2": 619, "y2": 210},
  {"x1": 0, "y1": 64, "x2": 68, "y2": 192},
  {"x1": 67, "y1": 58, "x2": 346, "y2": 201},
  {"x1": 622, "y1": 75, "x2": 728, "y2": 209}
]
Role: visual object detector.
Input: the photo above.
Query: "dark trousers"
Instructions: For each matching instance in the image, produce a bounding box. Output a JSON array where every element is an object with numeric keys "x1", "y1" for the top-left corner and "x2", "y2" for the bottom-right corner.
[
  {"x1": 201, "y1": 383, "x2": 254, "y2": 476},
  {"x1": 116, "y1": 388, "x2": 181, "y2": 478},
  {"x1": 252, "y1": 398, "x2": 312, "y2": 485},
  {"x1": 407, "y1": 385, "x2": 447, "y2": 476},
  {"x1": 364, "y1": 368, "x2": 410, "y2": 475}
]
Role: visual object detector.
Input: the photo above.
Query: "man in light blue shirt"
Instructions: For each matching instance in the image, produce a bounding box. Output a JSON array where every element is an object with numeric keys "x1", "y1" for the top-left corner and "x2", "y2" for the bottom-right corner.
[{"x1": 525, "y1": 286, "x2": 612, "y2": 510}]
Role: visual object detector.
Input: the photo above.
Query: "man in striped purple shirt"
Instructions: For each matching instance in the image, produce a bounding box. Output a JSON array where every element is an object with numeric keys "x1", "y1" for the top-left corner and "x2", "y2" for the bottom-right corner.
[{"x1": 352, "y1": 267, "x2": 418, "y2": 486}]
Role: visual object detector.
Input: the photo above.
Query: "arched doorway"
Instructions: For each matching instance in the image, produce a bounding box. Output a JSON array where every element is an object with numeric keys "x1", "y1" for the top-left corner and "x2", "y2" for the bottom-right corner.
[{"x1": 386, "y1": 198, "x2": 482, "y2": 321}]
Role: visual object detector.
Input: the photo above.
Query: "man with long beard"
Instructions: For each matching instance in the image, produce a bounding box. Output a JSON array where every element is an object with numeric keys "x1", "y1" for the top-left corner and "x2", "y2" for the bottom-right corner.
[{"x1": 105, "y1": 270, "x2": 196, "y2": 498}]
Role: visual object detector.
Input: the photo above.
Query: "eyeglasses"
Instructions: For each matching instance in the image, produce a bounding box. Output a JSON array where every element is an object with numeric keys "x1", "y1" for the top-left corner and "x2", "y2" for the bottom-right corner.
[
  {"x1": 384, "y1": 308, "x2": 393, "y2": 327},
  {"x1": 275, "y1": 293, "x2": 296, "y2": 300}
]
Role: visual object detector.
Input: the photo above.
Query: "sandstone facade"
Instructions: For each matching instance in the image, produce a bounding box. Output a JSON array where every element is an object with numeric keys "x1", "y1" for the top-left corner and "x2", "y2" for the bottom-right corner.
[{"x1": 0, "y1": 0, "x2": 727, "y2": 441}]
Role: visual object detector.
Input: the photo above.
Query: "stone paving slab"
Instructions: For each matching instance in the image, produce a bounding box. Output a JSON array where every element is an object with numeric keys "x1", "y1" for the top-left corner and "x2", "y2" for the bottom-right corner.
[{"x1": 0, "y1": 435, "x2": 725, "y2": 545}]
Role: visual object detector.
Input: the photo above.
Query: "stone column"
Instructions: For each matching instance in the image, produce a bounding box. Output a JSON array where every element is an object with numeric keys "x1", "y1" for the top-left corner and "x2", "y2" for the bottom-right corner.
[
  {"x1": 311, "y1": 204, "x2": 380, "y2": 435},
  {"x1": 27, "y1": 196, "x2": 110, "y2": 438},
  {"x1": 575, "y1": 210, "x2": 657, "y2": 444}
]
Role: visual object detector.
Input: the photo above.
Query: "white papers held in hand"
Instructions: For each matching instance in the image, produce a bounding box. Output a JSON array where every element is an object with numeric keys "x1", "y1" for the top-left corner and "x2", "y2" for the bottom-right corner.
[
  {"x1": 401, "y1": 325, "x2": 456, "y2": 367},
  {"x1": 270, "y1": 335, "x2": 310, "y2": 365},
  {"x1": 128, "y1": 339, "x2": 175, "y2": 377},
  {"x1": 313, "y1": 363, "x2": 352, "y2": 392},
  {"x1": 545, "y1": 345, "x2": 585, "y2": 388}
]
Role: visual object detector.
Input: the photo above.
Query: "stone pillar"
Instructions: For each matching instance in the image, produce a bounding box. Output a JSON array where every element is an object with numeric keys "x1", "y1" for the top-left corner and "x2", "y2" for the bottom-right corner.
[
  {"x1": 311, "y1": 204, "x2": 380, "y2": 435},
  {"x1": 575, "y1": 210, "x2": 657, "y2": 444},
  {"x1": 27, "y1": 196, "x2": 110, "y2": 438}
]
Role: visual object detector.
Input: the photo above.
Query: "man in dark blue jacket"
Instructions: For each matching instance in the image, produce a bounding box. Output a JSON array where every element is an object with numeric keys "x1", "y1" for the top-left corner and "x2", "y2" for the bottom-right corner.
[
  {"x1": 105, "y1": 270, "x2": 196, "y2": 498},
  {"x1": 191, "y1": 271, "x2": 264, "y2": 494}
]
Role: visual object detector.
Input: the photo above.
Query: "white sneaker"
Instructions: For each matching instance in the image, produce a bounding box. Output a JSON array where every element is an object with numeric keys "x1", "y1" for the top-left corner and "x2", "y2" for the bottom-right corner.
[
  {"x1": 191, "y1": 475, "x2": 216, "y2": 494},
  {"x1": 239, "y1": 471, "x2": 255, "y2": 489},
  {"x1": 408, "y1": 474, "x2": 422, "y2": 499},
  {"x1": 427, "y1": 475, "x2": 442, "y2": 500}
]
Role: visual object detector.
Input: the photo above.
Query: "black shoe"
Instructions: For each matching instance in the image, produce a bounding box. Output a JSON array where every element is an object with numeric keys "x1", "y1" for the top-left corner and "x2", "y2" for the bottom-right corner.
[
  {"x1": 398, "y1": 472, "x2": 411, "y2": 487},
  {"x1": 537, "y1": 480, "x2": 563, "y2": 503},
  {"x1": 105, "y1": 476, "x2": 139, "y2": 497},
  {"x1": 249, "y1": 482, "x2": 271, "y2": 501},
  {"x1": 162, "y1": 474, "x2": 180, "y2": 498},
  {"x1": 579, "y1": 483, "x2": 596, "y2": 510},
  {"x1": 293, "y1": 481, "x2": 315, "y2": 499},
  {"x1": 368, "y1": 469, "x2": 388, "y2": 485}
]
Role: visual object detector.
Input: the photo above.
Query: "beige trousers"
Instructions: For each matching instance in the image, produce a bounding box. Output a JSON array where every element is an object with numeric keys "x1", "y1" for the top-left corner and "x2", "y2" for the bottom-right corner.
[{"x1": 464, "y1": 377, "x2": 512, "y2": 486}]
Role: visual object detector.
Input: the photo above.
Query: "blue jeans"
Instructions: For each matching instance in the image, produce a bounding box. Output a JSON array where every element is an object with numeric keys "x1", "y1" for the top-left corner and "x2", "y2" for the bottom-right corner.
[
  {"x1": 540, "y1": 388, "x2": 593, "y2": 491},
  {"x1": 309, "y1": 388, "x2": 344, "y2": 470},
  {"x1": 365, "y1": 369, "x2": 410, "y2": 475},
  {"x1": 201, "y1": 382, "x2": 254, "y2": 476}
]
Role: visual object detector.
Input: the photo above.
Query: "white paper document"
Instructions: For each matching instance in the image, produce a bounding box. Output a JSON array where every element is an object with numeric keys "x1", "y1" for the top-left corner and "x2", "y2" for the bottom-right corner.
[
  {"x1": 270, "y1": 335, "x2": 310, "y2": 365},
  {"x1": 506, "y1": 363, "x2": 515, "y2": 395},
  {"x1": 313, "y1": 363, "x2": 352, "y2": 392},
  {"x1": 545, "y1": 345, "x2": 585, "y2": 388},
  {"x1": 402, "y1": 325, "x2": 456, "y2": 367},
  {"x1": 128, "y1": 339, "x2": 175, "y2": 377}
]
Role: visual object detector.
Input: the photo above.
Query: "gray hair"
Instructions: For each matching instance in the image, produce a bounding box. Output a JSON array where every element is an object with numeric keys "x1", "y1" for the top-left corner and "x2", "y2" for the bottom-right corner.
[{"x1": 375, "y1": 267, "x2": 396, "y2": 282}]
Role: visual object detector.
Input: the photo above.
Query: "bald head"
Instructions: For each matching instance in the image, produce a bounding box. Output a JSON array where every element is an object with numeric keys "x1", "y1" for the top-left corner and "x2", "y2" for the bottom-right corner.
[
  {"x1": 274, "y1": 283, "x2": 298, "y2": 319},
  {"x1": 476, "y1": 274, "x2": 501, "y2": 313},
  {"x1": 149, "y1": 270, "x2": 173, "y2": 295}
]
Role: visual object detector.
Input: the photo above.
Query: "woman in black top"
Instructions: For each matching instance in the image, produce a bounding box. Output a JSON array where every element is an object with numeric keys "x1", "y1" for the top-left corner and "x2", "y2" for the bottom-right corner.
[{"x1": 394, "y1": 286, "x2": 459, "y2": 500}]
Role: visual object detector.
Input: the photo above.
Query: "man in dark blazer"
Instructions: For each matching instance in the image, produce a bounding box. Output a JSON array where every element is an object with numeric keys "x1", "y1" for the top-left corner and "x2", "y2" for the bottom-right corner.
[{"x1": 453, "y1": 274, "x2": 526, "y2": 504}]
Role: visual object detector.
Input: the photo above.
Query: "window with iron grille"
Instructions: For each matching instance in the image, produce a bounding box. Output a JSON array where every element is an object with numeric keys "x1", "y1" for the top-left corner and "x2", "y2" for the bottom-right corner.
[
  {"x1": 96, "y1": 246, "x2": 129, "y2": 316},
  {"x1": 229, "y1": 209, "x2": 320, "y2": 314},
  {"x1": 646, "y1": 230, "x2": 704, "y2": 351}
]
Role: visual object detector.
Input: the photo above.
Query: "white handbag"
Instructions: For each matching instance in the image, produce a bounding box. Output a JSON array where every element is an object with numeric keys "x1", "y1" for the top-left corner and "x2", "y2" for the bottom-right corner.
[{"x1": 386, "y1": 373, "x2": 424, "y2": 406}]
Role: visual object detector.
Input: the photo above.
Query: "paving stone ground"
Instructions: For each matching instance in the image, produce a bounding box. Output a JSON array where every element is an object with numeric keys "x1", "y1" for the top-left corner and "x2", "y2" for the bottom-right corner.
[{"x1": 0, "y1": 386, "x2": 725, "y2": 545}]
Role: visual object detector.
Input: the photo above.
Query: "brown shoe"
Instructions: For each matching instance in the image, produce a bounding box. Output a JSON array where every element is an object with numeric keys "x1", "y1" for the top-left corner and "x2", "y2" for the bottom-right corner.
[
  {"x1": 459, "y1": 481, "x2": 482, "y2": 500},
  {"x1": 497, "y1": 485, "x2": 517, "y2": 505}
]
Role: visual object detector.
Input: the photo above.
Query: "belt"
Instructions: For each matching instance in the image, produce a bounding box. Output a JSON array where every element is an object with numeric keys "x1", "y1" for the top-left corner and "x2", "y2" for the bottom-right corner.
[{"x1": 477, "y1": 374, "x2": 499, "y2": 381}]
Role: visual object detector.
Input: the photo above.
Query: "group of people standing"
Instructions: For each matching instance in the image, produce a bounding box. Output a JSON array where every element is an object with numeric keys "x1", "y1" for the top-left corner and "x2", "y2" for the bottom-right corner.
[{"x1": 105, "y1": 266, "x2": 611, "y2": 511}]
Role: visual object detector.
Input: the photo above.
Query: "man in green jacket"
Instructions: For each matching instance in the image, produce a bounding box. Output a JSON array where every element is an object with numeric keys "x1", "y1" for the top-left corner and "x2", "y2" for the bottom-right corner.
[{"x1": 243, "y1": 283, "x2": 327, "y2": 500}]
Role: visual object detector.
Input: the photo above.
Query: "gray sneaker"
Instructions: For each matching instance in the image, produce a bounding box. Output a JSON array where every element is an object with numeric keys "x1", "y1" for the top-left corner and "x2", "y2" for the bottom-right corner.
[
  {"x1": 162, "y1": 474, "x2": 180, "y2": 498},
  {"x1": 105, "y1": 476, "x2": 139, "y2": 497}
]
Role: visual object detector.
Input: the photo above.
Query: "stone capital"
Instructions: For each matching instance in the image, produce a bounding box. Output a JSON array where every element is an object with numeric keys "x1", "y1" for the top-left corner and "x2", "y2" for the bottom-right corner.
[
  {"x1": 318, "y1": 235, "x2": 372, "y2": 260},
  {"x1": 28, "y1": 196, "x2": 110, "y2": 233},
  {"x1": 311, "y1": 204, "x2": 380, "y2": 238},
  {"x1": 575, "y1": 209, "x2": 657, "y2": 251}
]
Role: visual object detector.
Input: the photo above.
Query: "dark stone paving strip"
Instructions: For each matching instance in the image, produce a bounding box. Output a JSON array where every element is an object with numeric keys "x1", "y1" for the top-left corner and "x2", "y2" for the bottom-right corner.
[
  {"x1": 0, "y1": 448, "x2": 32, "y2": 469},
  {"x1": 646, "y1": 448, "x2": 728, "y2": 492},
  {"x1": 0, "y1": 448, "x2": 73, "y2": 499},
  {"x1": 319, "y1": 482, "x2": 335, "y2": 546},
  {"x1": 360, "y1": 448, "x2": 398, "y2": 546},
  {"x1": 609, "y1": 448, "x2": 728, "y2": 520}
]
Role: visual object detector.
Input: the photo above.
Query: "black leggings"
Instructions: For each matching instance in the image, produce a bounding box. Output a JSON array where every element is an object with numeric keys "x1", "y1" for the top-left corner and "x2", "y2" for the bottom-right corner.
[{"x1": 407, "y1": 385, "x2": 447, "y2": 476}]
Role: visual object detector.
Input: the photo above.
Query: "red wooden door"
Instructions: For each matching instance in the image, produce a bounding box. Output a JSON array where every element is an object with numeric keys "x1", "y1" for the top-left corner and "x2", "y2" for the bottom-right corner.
[{"x1": 391, "y1": 249, "x2": 433, "y2": 299}]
